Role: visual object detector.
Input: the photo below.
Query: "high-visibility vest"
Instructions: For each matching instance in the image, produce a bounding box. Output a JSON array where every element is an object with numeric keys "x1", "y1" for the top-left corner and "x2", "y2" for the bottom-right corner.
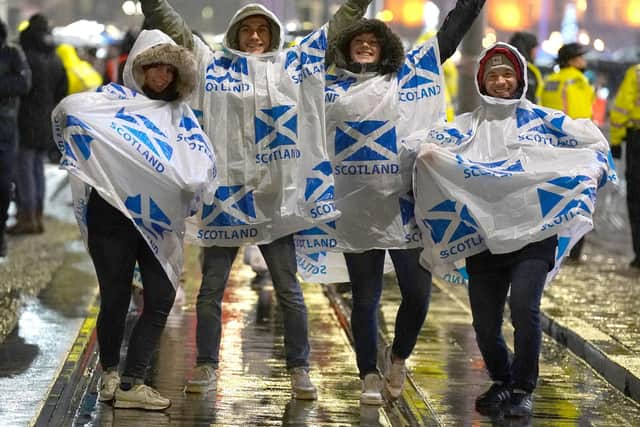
[
  {"x1": 610, "y1": 64, "x2": 640, "y2": 146},
  {"x1": 541, "y1": 66, "x2": 594, "y2": 120}
]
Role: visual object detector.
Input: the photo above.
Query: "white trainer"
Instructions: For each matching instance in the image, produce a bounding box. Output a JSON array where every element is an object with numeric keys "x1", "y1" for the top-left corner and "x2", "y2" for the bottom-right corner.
[
  {"x1": 114, "y1": 384, "x2": 171, "y2": 410},
  {"x1": 290, "y1": 367, "x2": 318, "y2": 400},
  {"x1": 382, "y1": 345, "x2": 407, "y2": 400},
  {"x1": 185, "y1": 364, "x2": 217, "y2": 393},
  {"x1": 98, "y1": 370, "x2": 120, "y2": 402},
  {"x1": 360, "y1": 372, "x2": 384, "y2": 406}
]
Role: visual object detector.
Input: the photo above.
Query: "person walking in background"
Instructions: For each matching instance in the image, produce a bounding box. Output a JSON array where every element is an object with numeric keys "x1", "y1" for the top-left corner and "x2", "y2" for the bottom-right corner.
[
  {"x1": 8, "y1": 13, "x2": 67, "y2": 235},
  {"x1": 540, "y1": 42, "x2": 595, "y2": 262},
  {"x1": 56, "y1": 43, "x2": 103, "y2": 95},
  {"x1": 508, "y1": 31, "x2": 542, "y2": 103},
  {"x1": 141, "y1": 0, "x2": 372, "y2": 400},
  {"x1": 321, "y1": 0, "x2": 484, "y2": 405},
  {"x1": 0, "y1": 18, "x2": 31, "y2": 257},
  {"x1": 610, "y1": 63, "x2": 640, "y2": 270}
]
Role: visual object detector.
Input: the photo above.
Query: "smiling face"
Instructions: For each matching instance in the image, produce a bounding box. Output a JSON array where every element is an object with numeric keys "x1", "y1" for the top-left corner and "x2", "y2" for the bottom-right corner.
[
  {"x1": 349, "y1": 32, "x2": 381, "y2": 64},
  {"x1": 484, "y1": 66, "x2": 519, "y2": 99},
  {"x1": 143, "y1": 63, "x2": 176, "y2": 93},
  {"x1": 238, "y1": 15, "x2": 272, "y2": 54}
]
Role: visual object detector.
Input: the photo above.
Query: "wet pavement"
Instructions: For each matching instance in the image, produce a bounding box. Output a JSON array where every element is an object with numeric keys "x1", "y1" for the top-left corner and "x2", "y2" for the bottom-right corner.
[{"x1": 2, "y1": 163, "x2": 640, "y2": 425}]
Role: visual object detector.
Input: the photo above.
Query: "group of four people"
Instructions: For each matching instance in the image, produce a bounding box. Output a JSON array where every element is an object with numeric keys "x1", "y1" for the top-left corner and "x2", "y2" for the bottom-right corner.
[{"x1": 53, "y1": 0, "x2": 614, "y2": 420}]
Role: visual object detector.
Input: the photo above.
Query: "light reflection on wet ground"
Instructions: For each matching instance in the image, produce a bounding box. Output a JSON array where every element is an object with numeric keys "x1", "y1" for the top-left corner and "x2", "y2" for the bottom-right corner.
[
  {"x1": 0, "y1": 241, "x2": 96, "y2": 427},
  {"x1": 81, "y1": 246, "x2": 380, "y2": 426},
  {"x1": 377, "y1": 277, "x2": 640, "y2": 425}
]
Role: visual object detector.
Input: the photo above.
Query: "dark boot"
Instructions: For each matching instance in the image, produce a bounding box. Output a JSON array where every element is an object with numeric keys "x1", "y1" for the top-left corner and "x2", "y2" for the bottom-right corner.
[
  {"x1": 35, "y1": 209, "x2": 45, "y2": 233},
  {"x1": 7, "y1": 211, "x2": 39, "y2": 235},
  {"x1": 0, "y1": 232, "x2": 6, "y2": 257}
]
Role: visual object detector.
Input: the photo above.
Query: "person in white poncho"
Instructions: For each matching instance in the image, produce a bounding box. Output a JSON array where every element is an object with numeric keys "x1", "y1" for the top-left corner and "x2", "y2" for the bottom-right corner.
[
  {"x1": 140, "y1": 0, "x2": 373, "y2": 399},
  {"x1": 318, "y1": 0, "x2": 485, "y2": 405},
  {"x1": 53, "y1": 30, "x2": 214, "y2": 411},
  {"x1": 412, "y1": 43, "x2": 615, "y2": 418}
]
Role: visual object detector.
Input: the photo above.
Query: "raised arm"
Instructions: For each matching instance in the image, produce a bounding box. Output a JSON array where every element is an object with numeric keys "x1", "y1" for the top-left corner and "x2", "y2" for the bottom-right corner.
[
  {"x1": 436, "y1": 0, "x2": 486, "y2": 63},
  {"x1": 0, "y1": 46, "x2": 31, "y2": 98},
  {"x1": 327, "y1": 0, "x2": 373, "y2": 42},
  {"x1": 140, "y1": 0, "x2": 194, "y2": 50}
]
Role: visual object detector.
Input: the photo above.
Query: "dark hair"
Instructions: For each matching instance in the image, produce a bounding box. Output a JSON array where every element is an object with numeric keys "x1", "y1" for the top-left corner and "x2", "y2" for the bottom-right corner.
[{"x1": 508, "y1": 32, "x2": 538, "y2": 63}]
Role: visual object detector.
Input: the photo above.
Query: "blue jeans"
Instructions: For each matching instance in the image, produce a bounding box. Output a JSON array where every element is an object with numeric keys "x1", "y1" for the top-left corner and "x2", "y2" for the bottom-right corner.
[
  {"x1": 468, "y1": 259, "x2": 548, "y2": 392},
  {"x1": 344, "y1": 248, "x2": 432, "y2": 378},
  {"x1": 14, "y1": 147, "x2": 45, "y2": 212},
  {"x1": 196, "y1": 235, "x2": 310, "y2": 369},
  {"x1": 87, "y1": 192, "x2": 176, "y2": 380}
]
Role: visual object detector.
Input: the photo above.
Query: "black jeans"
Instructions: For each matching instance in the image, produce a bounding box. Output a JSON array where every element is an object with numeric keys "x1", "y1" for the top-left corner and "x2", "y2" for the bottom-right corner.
[
  {"x1": 87, "y1": 191, "x2": 175, "y2": 380},
  {"x1": 627, "y1": 128, "x2": 640, "y2": 259},
  {"x1": 344, "y1": 248, "x2": 432, "y2": 378},
  {"x1": 468, "y1": 259, "x2": 548, "y2": 393}
]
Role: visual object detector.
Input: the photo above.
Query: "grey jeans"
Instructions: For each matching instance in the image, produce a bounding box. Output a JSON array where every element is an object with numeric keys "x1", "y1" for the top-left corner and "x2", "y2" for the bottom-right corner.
[{"x1": 196, "y1": 234, "x2": 310, "y2": 370}]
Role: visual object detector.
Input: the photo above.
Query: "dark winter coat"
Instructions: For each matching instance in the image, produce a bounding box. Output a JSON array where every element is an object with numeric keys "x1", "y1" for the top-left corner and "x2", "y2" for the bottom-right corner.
[
  {"x1": 0, "y1": 21, "x2": 31, "y2": 151},
  {"x1": 18, "y1": 22, "x2": 67, "y2": 151}
]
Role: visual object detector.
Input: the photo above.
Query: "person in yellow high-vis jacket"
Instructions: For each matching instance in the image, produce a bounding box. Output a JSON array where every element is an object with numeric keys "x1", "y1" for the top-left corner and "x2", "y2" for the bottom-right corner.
[
  {"x1": 541, "y1": 42, "x2": 595, "y2": 261},
  {"x1": 610, "y1": 64, "x2": 640, "y2": 269}
]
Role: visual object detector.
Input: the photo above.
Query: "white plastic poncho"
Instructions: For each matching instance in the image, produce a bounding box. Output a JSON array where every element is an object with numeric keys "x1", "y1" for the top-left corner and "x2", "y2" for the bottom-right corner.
[
  {"x1": 296, "y1": 37, "x2": 446, "y2": 283},
  {"x1": 52, "y1": 30, "x2": 218, "y2": 289},
  {"x1": 411, "y1": 42, "x2": 617, "y2": 286},
  {"x1": 185, "y1": 4, "x2": 339, "y2": 247}
]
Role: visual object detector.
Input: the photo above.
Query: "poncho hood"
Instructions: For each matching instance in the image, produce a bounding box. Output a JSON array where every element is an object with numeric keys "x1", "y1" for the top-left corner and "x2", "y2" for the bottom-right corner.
[
  {"x1": 476, "y1": 42, "x2": 528, "y2": 107},
  {"x1": 123, "y1": 29, "x2": 197, "y2": 102},
  {"x1": 330, "y1": 18, "x2": 404, "y2": 75},
  {"x1": 222, "y1": 3, "x2": 284, "y2": 55}
]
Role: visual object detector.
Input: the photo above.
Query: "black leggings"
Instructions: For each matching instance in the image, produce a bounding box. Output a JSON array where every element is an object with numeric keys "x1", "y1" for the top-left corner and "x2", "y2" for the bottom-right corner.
[{"x1": 87, "y1": 191, "x2": 175, "y2": 380}]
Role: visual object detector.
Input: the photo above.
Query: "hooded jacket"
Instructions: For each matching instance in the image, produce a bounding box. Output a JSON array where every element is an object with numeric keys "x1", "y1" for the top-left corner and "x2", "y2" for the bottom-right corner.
[
  {"x1": 140, "y1": 0, "x2": 372, "y2": 247},
  {"x1": 56, "y1": 44, "x2": 103, "y2": 95},
  {"x1": 318, "y1": 1, "x2": 484, "y2": 253},
  {"x1": 123, "y1": 29, "x2": 197, "y2": 101},
  {"x1": 508, "y1": 32, "x2": 543, "y2": 103},
  {"x1": 52, "y1": 29, "x2": 214, "y2": 288},
  {"x1": 0, "y1": 19, "x2": 31, "y2": 150},
  {"x1": 411, "y1": 42, "x2": 615, "y2": 285},
  {"x1": 18, "y1": 15, "x2": 67, "y2": 150}
]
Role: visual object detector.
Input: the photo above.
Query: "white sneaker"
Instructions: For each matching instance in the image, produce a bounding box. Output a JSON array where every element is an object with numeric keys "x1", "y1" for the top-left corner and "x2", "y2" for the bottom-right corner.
[
  {"x1": 382, "y1": 345, "x2": 407, "y2": 400},
  {"x1": 114, "y1": 384, "x2": 171, "y2": 410},
  {"x1": 185, "y1": 364, "x2": 218, "y2": 393},
  {"x1": 290, "y1": 367, "x2": 318, "y2": 400},
  {"x1": 98, "y1": 370, "x2": 120, "y2": 402},
  {"x1": 360, "y1": 372, "x2": 384, "y2": 406}
]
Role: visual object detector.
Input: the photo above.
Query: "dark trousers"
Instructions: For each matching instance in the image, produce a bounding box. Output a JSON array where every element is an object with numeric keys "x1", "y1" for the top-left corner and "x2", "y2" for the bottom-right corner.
[
  {"x1": 14, "y1": 147, "x2": 45, "y2": 212},
  {"x1": 345, "y1": 248, "x2": 432, "y2": 378},
  {"x1": 0, "y1": 147, "x2": 16, "y2": 235},
  {"x1": 468, "y1": 259, "x2": 548, "y2": 393},
  {"x1": 87, "y1": 191, "x2": 176, "y2": 380},
  {"x1": 626, "y1": 129, "x2": 640, "y2": 259}
]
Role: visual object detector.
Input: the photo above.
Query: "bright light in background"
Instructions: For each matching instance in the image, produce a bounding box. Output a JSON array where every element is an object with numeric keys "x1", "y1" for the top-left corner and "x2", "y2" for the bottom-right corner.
[
  {"x1": 593, "y1": 38, "x2": 605, "y2": 51},
  {"x1": 541, "y1": 31, "x2": 564, "y2": 56},
  {"x1": 482, "y1": 29, "x2": 497, "y2": 48},
  {"x1": 494, "y1": 2, "x2": 521, "y2": 30},
  {"x1": 578, "y1": 30, "x2": 590, "y2": 45},
  {"x1": 376, "y1": 9, "x2": 394, "y2": 22},
  {"x1": 201, "y1": 6, "x2": 214, "y2": 20},
  {"x1": 422, "y1": 1, "x2": 440, "y2": 32},
  {"x1": 576, "y1": 0, "x2": 588, "y2": 13},
  {"x1": 122, "y1": 1, "x2": 137, "y2": 16},
  {"x1": 628, "y1": 0, "x2": 640, "y2": 24},
  {"x1": 285, "y1": 21, "x2": 299, "y2": 32},
  {"x1": 402, "y1": 1, "x2": 424, "y2": 27}
]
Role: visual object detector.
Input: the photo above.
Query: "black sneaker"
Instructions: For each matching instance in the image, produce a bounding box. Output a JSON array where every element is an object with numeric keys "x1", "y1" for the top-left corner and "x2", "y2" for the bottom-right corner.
[
  {"x1": 475, "y1": 383, "x2": 511, "y2": 415},
  {"x1": 505, "y1": 391, "x2": 533, "y2": 417}
]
